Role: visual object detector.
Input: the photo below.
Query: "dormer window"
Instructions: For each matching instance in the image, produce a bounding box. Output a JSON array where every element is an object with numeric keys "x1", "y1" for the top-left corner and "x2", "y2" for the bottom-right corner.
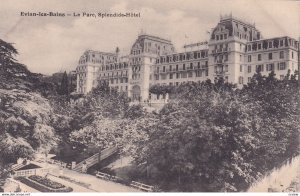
[
  {"x1": 248, "y1": 45, "x2": 251, "y2": 51},
  {"x1": 280, "y1": 40, "x2": 284, "y2": 47},
  {"x1": 258, "y1": 43, "x2": 262, "y2": 50},
  {"x1": 268, "y1": 42, "x2": 273, "y2": 48}
]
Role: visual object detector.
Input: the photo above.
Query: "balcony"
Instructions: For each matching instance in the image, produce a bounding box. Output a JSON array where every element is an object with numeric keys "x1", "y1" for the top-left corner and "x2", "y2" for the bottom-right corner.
[
  {"x1": 215, "y1": 71, "x2": 225, "y2": 76},
  {"x1": 166, "y1": 68, "x2": 177, "y2": 73},
  {"x1": 212, "y1": 48, "x2": 230, "y2": 55},
  {"x1": 216, "y1": 59, "x2": 224, "y2": 64}
]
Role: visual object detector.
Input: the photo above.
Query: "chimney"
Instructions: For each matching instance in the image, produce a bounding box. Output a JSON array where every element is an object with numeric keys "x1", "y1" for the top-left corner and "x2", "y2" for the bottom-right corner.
[{"x1": 116, "y1": 47, "x2": 120, "y2": 63}]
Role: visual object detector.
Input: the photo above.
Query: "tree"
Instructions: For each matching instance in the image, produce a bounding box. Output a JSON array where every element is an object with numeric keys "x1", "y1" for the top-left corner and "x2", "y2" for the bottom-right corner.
[
  {"x1": 0, "y1": 39, "x2": 18, "y2": 67},
  {"x1": 69, "y1": 117, "x2": 124, "y2": 151},
  {"x1": 59, "y1": 71, "x2": 69, "y2": 97},
  {"x1": 124, "y1": 78, "x2": 300, "y2": 192},
  {"x1": 0, "y1": 39, "x2": 58, "y2": 169}
]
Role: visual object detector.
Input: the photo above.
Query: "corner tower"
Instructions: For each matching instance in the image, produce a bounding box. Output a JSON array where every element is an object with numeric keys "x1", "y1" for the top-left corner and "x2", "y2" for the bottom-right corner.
[
  {"x1": 128, "y1": 34, "x2": 175, "y2": 101},
  {"x1": 208, "y1": 14, "x2": 262, "y2": 86}
]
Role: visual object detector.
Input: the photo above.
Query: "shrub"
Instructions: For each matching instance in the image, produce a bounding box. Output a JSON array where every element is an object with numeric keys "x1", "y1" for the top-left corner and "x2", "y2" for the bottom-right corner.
[{"x1": 16, "y1": 176, "x2": 73, "y2": 192}]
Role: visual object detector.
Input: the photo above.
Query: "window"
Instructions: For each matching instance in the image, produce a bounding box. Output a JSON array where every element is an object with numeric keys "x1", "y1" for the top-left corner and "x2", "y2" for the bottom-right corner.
[
  {"x1": 240, "y1": 55, "x2": 242, "y2": 62},
  {"x1": 188, "y1": 72, "x2": 193, "y2": 78},
  {"x1": 225, "y1": 76, "x2": 228, "y2": 83},
  {"x1": 163, "y1": 66, "x2": 166, "y2": 72},
  {"x1": 225, "y1": 55, "x2": 228, "y2": 61},
  {"x1": 266, "y1": 63, "x2": 274, "y2": 71},
  {"x1": 181, "y1": 72, "x2": 187, "y2": 78},
  {"x1": 256, "y1": 64, "x2": 264, "y2": 72},
  {"x1": 279, "y1": 51, "x2": 284, "y2": 59},
  {"x1": 248, "y1": 65, "x2": 251, "y2": 73},
  {"x1": 225, "y1": 65, "x2": 228, "y2": 72},
  {"x1": 292, "y1": 51, "x2": 294, "y2": 59},
  {"x1": 248, "y1": 45, "x2": 251, "y2": 51},
  {"x1": 240, "y1": 65, "x2": 243, "y2": 72},
  {"x1": 268, "y1": 53, "x2": 273, "y2": 60},
  {"x1": 280, "y1": 40, "x2": 284, "y2": 47},
  {"x1": 248, "y1": 77, "x2": 251, "y2": 83},
  {"x1": 248, "y1": 55, "x2": 252, "y2": 62},
  {"x1": 239, "y1": 76, "x2": 244, "y2": 84},
  {"x1": 176, "y1": 73, "x2": 180, "y2": 79},
  {"x1": 258, "y1": 54, "x2": 262, "y2": 61},
  {"x1": 169, "y1": 73, "x2": 173, "y2": 79},
  {"x1": 224, "y1": 34, "x2": 227, "y2": 39},
  {"x1": 268, "y1": 42, "x2": 273, "y2": 48},
  {"x1": 176, "y1": 64, "x2": 179, "y2": 71},
  {"x1": 258, "y1": 43, "x2": 262, "y2": 50},
  {"x1": 278, "y1": 62, "x2": 286, "y2": 70},
  {"x1": 183, "y1": 64, "x2": 186, "y2": 70}
]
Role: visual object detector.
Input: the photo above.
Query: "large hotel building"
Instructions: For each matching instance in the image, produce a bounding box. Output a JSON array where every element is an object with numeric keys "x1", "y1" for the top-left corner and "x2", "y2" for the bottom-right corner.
[{"x1": 76, "y1": 15, "x2": 299, "y2": 101}]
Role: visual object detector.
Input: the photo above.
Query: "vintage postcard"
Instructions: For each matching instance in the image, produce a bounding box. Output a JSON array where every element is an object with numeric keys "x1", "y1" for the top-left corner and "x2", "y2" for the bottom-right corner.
[{"x1": 0, "y1": 0, "x2": 299, "y2": 194}]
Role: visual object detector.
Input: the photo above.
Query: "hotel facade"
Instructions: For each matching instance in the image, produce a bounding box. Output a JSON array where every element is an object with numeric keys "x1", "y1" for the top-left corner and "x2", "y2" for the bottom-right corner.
[{"x1": 76, "y1": 15, "x2": 299, "y2": 101}]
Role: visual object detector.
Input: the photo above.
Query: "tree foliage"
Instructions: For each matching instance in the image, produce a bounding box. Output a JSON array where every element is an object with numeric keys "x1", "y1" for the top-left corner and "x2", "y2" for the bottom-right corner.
[
  {"x1": 0, "y1": 39, "x2": 59, "y2": 167},
  {"x1": 122, "y1": 75, "x2": 300, "y2": 191}
]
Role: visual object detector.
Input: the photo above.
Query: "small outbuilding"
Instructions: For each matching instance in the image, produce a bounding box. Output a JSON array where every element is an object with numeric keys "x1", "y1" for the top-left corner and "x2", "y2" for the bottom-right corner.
[{"x1": 14, "y1": 163, "x2": 42, "y2": 177}]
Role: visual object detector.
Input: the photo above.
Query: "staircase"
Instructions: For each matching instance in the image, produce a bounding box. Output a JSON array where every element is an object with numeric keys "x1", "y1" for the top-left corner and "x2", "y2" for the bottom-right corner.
[{"x1": 73, "y1": 146, "x2": 118, "y2": 172}]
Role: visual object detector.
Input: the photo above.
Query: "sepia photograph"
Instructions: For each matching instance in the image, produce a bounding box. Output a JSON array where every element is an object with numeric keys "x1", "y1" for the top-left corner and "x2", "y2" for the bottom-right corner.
[{"x1": 0, "y1": 0, "x2": 299, "y2": 194}]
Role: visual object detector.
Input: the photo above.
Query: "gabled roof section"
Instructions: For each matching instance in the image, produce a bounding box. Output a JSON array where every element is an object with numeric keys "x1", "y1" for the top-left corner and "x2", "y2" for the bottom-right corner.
[{"x1": 15, "y1": 163, "x2": 42, "y2": 171}]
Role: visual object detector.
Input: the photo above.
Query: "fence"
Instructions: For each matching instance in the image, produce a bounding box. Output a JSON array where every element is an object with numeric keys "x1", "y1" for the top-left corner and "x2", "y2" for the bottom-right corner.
[
  {"x1": 95, "y1": 171, "x2": 154, "y2": 192},
  {"x1": 130, "y1": 181, "x2": 154, "y2": 192},
  {"x1": 73, "y1": 146, "x2": 118, "y2": 172}
]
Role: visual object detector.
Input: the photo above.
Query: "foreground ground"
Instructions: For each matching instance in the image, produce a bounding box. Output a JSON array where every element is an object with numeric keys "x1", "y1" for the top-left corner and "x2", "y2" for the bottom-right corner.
[{"x1": 4, "y1": 160, "x2": 139, "y2": 192}]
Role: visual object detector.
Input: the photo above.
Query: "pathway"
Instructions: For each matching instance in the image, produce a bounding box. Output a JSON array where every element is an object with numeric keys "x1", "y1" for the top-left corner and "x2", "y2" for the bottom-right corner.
[{"x1": 49, "y1": 164, "x2": 139, "y2": 192}]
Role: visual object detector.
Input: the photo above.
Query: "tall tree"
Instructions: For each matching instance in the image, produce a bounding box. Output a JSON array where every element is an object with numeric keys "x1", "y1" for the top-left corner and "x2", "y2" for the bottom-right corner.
[{"x1": 59, "y1": 71, "x2": 69, "y2": 96}]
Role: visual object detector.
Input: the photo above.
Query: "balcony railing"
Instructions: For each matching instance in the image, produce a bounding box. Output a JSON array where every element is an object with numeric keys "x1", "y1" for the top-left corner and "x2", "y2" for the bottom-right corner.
[
  {"x1": 215, "y1": 71, "x2": 225, "y2": 75},
  {"x1": 216, "y1": 59, "x2": 223, "y2": 64},
  {"x1": 212, "y1": 48, "x2": 230, "y2": 54}
]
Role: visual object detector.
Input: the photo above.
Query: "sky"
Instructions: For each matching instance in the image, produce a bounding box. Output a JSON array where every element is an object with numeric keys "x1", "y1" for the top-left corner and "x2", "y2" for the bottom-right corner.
[{"x1": 0, "y1": 0, "x2": 299, "y2": 75}]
